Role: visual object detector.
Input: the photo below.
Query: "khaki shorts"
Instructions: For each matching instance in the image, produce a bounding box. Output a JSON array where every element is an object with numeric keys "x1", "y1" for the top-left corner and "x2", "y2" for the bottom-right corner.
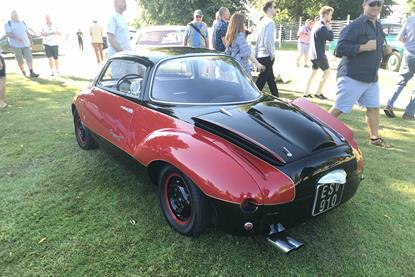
[{"x1": 13, "y1": 47, "x2": 33, "y2": 65}]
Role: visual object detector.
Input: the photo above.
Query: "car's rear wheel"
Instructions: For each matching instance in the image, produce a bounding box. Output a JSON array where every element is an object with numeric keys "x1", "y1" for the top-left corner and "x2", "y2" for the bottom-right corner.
[
  {"x1": 386, "y1": 52, "x2": 401, "y2": 72},
  {"x1": 73, "y1": 109, "x2": 97, "y2": 150},
  {"x1": 159, "y1": 165, "x2": 211, "y2": 236}
]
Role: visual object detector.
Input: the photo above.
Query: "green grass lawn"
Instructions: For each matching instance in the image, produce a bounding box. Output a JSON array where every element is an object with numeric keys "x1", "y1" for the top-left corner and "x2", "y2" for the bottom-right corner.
[{"x1": 1, "y1": 74, "x2": 414, "y2": 276}]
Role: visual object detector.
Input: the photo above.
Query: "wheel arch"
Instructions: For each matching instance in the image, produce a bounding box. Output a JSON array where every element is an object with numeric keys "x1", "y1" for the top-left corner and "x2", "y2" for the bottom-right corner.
[{"x1": 135, "y1": 129, "x2": 265, "y2": 205}]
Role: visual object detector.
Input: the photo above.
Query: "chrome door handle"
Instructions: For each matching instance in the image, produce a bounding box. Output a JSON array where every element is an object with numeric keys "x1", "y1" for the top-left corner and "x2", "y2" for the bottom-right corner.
[{"x1": 120, "y1": 106, "x2": 133, "y2": 114}]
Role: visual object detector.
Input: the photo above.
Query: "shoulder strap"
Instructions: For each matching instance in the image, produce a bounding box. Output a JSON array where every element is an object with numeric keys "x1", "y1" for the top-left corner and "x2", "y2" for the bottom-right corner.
[{"x1": 188, "y1": 23, "x2": 206, "y2": 41}]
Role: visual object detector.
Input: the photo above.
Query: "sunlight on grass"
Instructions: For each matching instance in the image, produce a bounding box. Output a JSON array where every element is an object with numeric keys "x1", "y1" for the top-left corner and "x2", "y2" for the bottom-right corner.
[{"x1": 1, "y1": 74, "x2": 414, "y2": 276}]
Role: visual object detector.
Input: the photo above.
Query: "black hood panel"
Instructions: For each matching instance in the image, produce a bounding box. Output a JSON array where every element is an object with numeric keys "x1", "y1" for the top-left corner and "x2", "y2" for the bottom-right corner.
[{"x1": 193, "y1": 100, "x2": 343, "y2": 163}]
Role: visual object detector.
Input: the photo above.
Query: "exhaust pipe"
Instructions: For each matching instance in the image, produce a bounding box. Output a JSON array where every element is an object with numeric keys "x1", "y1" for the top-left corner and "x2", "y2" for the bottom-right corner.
[{"x1": 267, "y1": 224, "x2": 304, "y2": 254}]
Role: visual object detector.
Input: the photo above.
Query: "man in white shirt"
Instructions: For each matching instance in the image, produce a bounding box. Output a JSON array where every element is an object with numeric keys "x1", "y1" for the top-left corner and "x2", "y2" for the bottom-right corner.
[
  {"x1": 107, "y1": 0, "x2": 131, "y2": 57},
  {"x1": 4, "y1": 11, "x2": 39, "y2": 77},
  {"x1": 41, "y1": 15, "x2": 61, "y2": 76}
]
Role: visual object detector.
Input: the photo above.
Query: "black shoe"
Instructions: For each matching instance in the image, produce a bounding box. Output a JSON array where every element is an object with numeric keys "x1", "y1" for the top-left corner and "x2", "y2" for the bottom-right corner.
[
  {"x1": 384, "y1": 107, "x2": 396, "y2": 118},
  {"x1": 29, "y1": 72, "x2": 39, "y2": 78},
  {"x1": 316, "y1": 94, "x2": 328, "y2": 100},
  {"x1": 303, "y1": 94, "x2": 313, "y2": 98}
]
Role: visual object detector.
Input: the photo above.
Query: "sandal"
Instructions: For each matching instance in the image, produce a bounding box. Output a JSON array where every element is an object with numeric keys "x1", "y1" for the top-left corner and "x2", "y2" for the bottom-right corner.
[
  {"x1": 370, "y1": 137, "x2": 392, "y2": 148},
  {"x1": 303, "y1": 94, "x2": 313, "y2": 98}
]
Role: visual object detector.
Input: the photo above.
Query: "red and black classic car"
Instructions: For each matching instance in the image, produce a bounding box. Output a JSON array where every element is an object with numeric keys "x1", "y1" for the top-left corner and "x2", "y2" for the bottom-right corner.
[{"x1": 72, "y1": 47, "x2": 363, "y2": 253}]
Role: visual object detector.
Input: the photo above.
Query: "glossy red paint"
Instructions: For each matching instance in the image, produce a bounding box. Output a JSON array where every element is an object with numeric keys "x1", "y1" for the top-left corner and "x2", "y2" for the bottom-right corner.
[
  {"x1": 292, "y1": 98, "x2": 358, "y2": 150},
  {"x1": 75, "y1": 89, "x2": 296, "y2": 206}
]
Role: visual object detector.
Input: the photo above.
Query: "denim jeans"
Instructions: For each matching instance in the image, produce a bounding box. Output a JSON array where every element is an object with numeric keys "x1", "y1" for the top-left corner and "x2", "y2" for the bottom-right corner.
[{"x1": 387, "y1": 50, "x2": 415, "y2": 116}]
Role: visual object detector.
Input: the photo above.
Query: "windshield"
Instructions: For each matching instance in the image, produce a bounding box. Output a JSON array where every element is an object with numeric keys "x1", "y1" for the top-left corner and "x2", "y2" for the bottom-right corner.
[
  {"x1": 137, "y1": 29, "x2": 184, "y2": 46},
  {"x1": 151, "y1": 56, "x2": 261, "y2": 104}
]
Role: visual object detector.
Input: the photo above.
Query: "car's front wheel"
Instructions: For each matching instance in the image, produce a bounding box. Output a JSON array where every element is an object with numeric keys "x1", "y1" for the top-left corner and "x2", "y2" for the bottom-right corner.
[
  {"x1": 73, "y1": 109, "x2": 97, "y2": 150},
  {"x1": 159, "y1": 165, "x2": 211, "y2": 236},
  {"x1": 386, "y1": 52, "x2": 401, "y2": 72}
]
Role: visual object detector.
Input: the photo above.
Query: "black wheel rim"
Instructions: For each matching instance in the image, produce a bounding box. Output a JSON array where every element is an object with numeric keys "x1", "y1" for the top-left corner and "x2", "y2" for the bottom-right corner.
[
  {"x1": 165, "y1": 173, "x2": 192, "y2": 224},
  {"x1": 75, "y1": 114, "x2": 87, "y2": 144}
]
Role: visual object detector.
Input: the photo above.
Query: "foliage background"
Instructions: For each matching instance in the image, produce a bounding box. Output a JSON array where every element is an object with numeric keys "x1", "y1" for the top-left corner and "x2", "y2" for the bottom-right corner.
[{"x1": 135, "y1": 0, "x2": 396, "y2": 26}]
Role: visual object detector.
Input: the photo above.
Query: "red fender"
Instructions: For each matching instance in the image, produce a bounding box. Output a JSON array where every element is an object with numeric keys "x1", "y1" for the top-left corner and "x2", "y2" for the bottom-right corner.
[{"x1": 133, "y1": 128, "x2": 267, "y2": 205}]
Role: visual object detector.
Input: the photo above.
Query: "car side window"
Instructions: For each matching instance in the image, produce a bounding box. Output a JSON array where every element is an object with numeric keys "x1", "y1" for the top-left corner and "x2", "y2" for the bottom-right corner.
[{"x1": 97, "y1": 59, "x2": 147, "y2": 98}]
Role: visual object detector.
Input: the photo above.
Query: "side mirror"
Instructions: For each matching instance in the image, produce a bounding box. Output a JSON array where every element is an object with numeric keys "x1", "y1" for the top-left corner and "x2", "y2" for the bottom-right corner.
[{"x1": 130, "y1": 80, "x2": 142, "y2": 96}]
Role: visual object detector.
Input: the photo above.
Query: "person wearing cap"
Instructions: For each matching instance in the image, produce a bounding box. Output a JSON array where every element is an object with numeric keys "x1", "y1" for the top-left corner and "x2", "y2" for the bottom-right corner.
[
  {"x1": 329, "y1": 0, "x2": 393, "y2": 148},
  {"x1": 184, "y1": 10, "x2": 209, "y2": 48},
  {"x1": 255, "y1": 1, "x2": 278, "y2": 97},
  {"x1": 90, "y1": 20, "x2": 104, "y2": 63},
  {"x1": 384, "y1": 15, "x2": 415, "y2": 121}
]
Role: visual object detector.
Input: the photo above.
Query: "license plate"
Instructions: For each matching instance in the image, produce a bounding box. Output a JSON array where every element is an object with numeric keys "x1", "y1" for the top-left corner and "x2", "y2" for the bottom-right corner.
[{"x1": 312, "y1": 183, "x2": 344, "y2": 216}]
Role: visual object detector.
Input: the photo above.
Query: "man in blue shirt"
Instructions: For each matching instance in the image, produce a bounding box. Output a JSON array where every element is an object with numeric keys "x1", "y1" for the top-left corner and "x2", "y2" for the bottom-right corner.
[
  {"x1": 329, "y1": 0, "x2": 393, "y2": 148},
  {"x1": 384, "y1": 15, "x2": 415, "y2": 120},
  {"x1": 213, "y1": 7, "x2": 230, "y2": 52},
  {"x1": 304, "y1": 6, "x2": 334, "y2": 99},
  {"x1": 4, "y1": 11, "x2": 39, "y2": 77},
  {"x1": 184, "y1": 10, "x2": 209, "y2": 49}
]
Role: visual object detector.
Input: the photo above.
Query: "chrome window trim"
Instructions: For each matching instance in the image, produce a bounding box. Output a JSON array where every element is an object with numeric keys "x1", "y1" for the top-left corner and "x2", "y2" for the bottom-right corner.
[{"x1": 148, "y1": 54, "x2": 263, "y2": 106}]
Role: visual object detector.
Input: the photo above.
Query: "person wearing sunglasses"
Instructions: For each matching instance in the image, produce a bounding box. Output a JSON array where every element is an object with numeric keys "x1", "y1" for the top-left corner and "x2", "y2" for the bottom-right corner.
[
  {"x1": 184, "y1": 10, "x2": 209, "y2": 49},
  {"x1": 384, "y1": 14, "x2": 415, "y2": 121},
  {"x1": 329, "y1": 0, "x2": 393, "y2": 148}
]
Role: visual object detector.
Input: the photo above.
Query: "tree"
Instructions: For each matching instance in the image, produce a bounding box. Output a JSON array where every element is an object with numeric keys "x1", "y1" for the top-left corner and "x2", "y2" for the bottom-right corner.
[
  {"x1": 252, "y1": 0, "x2": 395, "y2": 21},
  {"x1": 136, "y1": 0, "x2": 247, "y2": 26}
]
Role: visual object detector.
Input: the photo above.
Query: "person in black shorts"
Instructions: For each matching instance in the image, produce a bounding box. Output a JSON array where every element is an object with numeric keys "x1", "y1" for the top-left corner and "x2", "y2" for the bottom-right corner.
[
  {"x1": 0, "y1": 54, "x2": 6, "y2": 108},
  {"x1": 41, "y1": 15, "x2": 61, "y2": 76},
  {"x1": 304, "y1": 6, "x2": 334, "y2": 99}
]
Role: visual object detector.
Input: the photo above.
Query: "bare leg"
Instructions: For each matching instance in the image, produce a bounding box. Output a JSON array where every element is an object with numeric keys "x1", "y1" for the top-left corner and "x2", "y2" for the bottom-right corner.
[
  {"x1": 316, "y1": 69, "x2": 331, "y2": 95},
  {"x1": 0, "y1": 77, "x2": 6, "y2": 107},
  {"x1": 93, "y1": 44, "x2": 100, "y2": 63},
  {"x1": 329, "y1": 107, "x2": 342, "y2": 118},
  {"x1": 305, "y1": 69, "x2": 318, "y2": 95},
  {"x1": 366, "y1": 108, "x2": 379, "y2": 139},
  {"x1": 48, "y1": 58, "x2": 54, "y2": 72},
  {"x1": 98, "y1": 46, "x2": 104, "y2": 63},
  {"x1": 296, "y1": 54, "x2": 302, "y2": 66},
  {"x1": 18, "y1": 63, "x2": 26, "y2": 75},
  {"x1": 54, "y1": 59, "x2": 59, "y2": 72},
  {"x1": 303, "y1": 53, "x2": 308, "y2": 66}
]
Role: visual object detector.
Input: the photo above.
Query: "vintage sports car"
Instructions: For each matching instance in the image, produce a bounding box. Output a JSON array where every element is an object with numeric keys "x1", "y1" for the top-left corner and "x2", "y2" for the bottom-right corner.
[{"x1": 72, "y1": 48, "x2": 363, "y2": 252}]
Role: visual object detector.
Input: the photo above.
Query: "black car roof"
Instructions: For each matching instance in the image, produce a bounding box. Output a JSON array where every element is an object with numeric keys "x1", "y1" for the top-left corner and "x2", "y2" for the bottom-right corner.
[{"x1": 111, "y1": 47, "x2": 222, "y2": 64}]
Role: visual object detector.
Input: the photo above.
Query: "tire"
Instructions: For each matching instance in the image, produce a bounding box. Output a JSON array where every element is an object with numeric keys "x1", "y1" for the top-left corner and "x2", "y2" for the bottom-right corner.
[
  {"x1": 159, "y1": 165, "x2": 211, "y2": 236},
  {"x1": 73, "y1": 109, "x2": 97, "y2": 150},
  {"x1": 386, "y1": 52, "x2": 401, "y2": 72}
]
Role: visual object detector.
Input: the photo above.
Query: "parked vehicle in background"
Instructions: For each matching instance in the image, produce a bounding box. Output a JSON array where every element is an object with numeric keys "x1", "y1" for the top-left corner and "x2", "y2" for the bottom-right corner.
[
  {"x1": 328, "y1": 22, "x2": 403, "y2": 72},
  {"x1": 132, "y1": 26, "x2": 186, "y2": 47},
  {"x1": 0, "y1": 28, "x2": 44, "y2": 54}
]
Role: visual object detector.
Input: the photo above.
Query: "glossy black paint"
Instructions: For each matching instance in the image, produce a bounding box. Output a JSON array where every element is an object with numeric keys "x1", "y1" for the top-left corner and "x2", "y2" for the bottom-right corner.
[
  {"x1": 94, "y1": 50, "x2": 362, "y2": 236},
  {"x1": 210, "y1": 145, "x2": 360, "y2": 235}
]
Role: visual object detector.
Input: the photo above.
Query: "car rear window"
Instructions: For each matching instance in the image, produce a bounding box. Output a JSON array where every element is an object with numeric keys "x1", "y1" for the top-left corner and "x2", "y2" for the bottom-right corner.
[{"x1": 151, "y1": 56, "x2": 261, "y2": 104}]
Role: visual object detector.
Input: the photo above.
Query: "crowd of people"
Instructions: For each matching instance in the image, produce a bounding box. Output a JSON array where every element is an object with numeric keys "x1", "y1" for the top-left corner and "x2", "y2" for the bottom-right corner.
[{"x1": 1, "y1": 0, "x2": 413, "y2": 148}]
